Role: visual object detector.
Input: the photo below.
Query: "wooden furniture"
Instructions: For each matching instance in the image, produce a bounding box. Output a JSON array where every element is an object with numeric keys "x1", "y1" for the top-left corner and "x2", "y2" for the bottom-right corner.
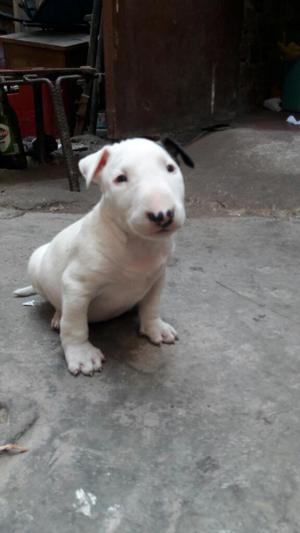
[{"x1": 0, "y1": 31, "x2": 89, "y2": 69}]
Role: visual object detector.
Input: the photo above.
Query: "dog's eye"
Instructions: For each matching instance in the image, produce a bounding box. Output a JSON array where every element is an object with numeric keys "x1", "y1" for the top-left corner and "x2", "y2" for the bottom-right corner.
[
  {"x1": 114, "y1": 174, "x2": 128, "y2": 184},
  {"x1": 167, "y1": 164, "x2": 175, "y2": 173}
]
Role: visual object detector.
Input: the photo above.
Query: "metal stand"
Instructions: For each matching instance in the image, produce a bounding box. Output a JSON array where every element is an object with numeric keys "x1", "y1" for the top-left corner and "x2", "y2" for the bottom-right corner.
[
  {"x1": 32, "y1": 82, "x2": 47, "y2": 163},
  {"x1": 74, "y1": 0, "x2": 103, "y2": 136},
  {"x1": 0, "y1": 67, "x2": 98, "y2": 191}
]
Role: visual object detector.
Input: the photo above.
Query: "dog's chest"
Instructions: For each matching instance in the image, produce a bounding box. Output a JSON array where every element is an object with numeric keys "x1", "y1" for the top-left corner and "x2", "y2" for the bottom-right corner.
[
  {"x1": 89, "y1": 247, "x2": 167, "y2": 321},
  {"x1": 107, "y1": 249, "x2": 165, "y2": 295}
]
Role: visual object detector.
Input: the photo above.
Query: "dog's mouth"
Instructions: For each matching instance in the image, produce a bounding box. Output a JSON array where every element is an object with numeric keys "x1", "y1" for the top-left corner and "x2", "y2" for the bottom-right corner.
[
  {"x1": 154, "y1": 225, "x2": 177, "y2": 237},
  {"x1": 158, "y1": 227, "x2": 172, "y2": 233}
]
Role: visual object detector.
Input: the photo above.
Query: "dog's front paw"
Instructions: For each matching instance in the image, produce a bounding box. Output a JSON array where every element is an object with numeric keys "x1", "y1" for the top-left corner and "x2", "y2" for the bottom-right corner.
[
  {"x1": 139, "y1": 318, "x2": 178, "y2": 345},
  {"x1": 65, "y1": 342, "x2": 105, "y2": 376}
]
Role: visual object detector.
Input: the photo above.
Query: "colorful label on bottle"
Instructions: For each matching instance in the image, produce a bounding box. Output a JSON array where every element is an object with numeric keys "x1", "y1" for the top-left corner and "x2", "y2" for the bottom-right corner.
[
  {"x1": 0, "y1": 123, "x2": 19, "y2": 154},
  {"x1": 0, "y1": 124, "x2": 11, "y2": 152}
]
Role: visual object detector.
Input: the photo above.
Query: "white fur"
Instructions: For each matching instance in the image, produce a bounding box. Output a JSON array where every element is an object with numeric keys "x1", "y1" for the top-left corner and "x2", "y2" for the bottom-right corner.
[{"x1": 16, "y1": 138, "x2": 186, "y2": 375}]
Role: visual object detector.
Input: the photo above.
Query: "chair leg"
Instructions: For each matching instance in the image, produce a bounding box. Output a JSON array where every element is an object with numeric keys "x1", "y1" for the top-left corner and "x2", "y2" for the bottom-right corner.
[
  {"x1": 47, "y1": 78, "x2": 81, "y2": 192},
  {"x1": 32, "y1": 82, "x2": 48, "y2": 163}
]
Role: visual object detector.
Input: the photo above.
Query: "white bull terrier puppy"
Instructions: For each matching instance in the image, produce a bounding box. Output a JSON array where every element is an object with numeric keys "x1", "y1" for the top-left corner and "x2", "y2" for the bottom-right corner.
[{"x1": 15, "y1": 137, "x2": 194, "y2": 376}]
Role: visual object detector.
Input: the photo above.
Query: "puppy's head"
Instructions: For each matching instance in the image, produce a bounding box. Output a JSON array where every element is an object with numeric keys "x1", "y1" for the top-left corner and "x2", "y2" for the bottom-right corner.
[{"x1": 79, "y1": 138, "x2": 193, "y2": 240}]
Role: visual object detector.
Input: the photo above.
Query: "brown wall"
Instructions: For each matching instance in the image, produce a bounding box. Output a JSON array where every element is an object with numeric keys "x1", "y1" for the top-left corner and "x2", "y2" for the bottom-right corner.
[{"x1": 103, "y1": 0, "x2": 243, "y2": 138}]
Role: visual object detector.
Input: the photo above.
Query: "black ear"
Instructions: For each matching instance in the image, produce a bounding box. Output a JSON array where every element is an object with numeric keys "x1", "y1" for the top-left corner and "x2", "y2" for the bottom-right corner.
[{"x1": 160, "y1": 137, "x2": 195, "y2": 168}]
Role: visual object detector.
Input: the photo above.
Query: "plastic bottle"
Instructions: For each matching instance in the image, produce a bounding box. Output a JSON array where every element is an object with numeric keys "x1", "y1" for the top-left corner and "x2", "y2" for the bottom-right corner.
[{"x1": 0, "y1": 87, "x2": 27, "y2": 169}]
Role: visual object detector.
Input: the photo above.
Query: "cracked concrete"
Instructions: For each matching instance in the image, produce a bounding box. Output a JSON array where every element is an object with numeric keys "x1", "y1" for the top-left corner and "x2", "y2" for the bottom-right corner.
[{"x1": 1, "y1": 112, "x2": 300, "y2": 532}]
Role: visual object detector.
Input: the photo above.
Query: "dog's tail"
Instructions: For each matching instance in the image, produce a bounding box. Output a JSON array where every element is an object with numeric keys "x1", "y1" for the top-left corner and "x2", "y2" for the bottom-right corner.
[{"x1": 13, "y1": 285, "x2": 37, "y2": 297}]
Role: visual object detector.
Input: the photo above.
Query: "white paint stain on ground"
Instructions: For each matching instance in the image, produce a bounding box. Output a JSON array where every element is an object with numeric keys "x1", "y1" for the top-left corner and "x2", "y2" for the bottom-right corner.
[
  {"x1": 72, "y1": 488, "x2": 97, "y2": 517},
  {"x1": 165, "y1": 498, "x2": 183, "y2": 533},
  {"x1": 104, "y1": 504, "x2": 122, "y2": 532}
]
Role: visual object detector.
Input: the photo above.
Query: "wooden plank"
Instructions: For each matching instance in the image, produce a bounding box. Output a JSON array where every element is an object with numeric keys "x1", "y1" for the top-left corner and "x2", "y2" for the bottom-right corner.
[
  {"x1": 103, "y1": 0, "x2": 117, "y2": 137},
  {"x1": 2, "y1": 42, "x2": 89, "y2": 69},
  {"x1": 3, "y1": 43, "x2": 65, "y2": 68},
  {"x1": 0, "y1": 31, "x2": 89, "y2": 50},
  {"x1": 103, "y1": 0, "x2": 243, "y2": 138}
]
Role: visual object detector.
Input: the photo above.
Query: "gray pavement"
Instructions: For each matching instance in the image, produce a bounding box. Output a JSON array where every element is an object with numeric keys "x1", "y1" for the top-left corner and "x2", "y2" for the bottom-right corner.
[
  {"x1": 185, "y1": 112, "x2": 300, "y2": 216},
  {"x1": 1, "y1": 111, "x2": 300, "y2": 532},
  {"x1": 1, "y1": 212, "x2": 300, "y2": 533}
]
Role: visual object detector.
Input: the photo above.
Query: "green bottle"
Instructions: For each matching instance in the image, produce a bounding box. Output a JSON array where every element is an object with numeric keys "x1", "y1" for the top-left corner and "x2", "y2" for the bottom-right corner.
[{"x1": 0, "y1": 87, "x2": 27, "y2": 169}]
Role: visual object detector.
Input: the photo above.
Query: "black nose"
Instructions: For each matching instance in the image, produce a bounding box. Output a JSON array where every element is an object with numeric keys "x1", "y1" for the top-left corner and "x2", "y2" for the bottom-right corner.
[{"x1": 147, "y1": 208, "x2": 175, "y2": 228}]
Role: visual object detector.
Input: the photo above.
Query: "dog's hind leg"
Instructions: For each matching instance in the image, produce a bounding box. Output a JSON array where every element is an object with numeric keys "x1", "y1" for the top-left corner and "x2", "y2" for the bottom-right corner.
[
  {"x1": 51, "y1": 310, "x2": 61, "y2": 331},
  {"x1": 26, "y1": 242, "x2": 50, "y2": 299},
  {"x1": 14, "y1": 244, "x2": 49, "y2": 299}
]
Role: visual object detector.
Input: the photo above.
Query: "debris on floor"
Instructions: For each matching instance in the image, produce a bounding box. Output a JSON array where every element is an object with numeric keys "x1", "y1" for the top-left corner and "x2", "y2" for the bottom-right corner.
[
  {"x1": 0, "y1": 444, "x2": 28, "y2": 454},
  {"x1": 287, "y1": 114, "x2": 300, "y2": 125},
  {"x1": 22, "y1": 300, "x2": 36, "y2": 307},
  {"x1": 263, "y1": 97, "x2": 282, "y2": 112}
]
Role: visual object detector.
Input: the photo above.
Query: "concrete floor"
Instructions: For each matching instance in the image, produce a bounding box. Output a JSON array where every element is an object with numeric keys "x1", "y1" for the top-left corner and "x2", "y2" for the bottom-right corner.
[{"x1": 1, "y1": 112, "x2": 300, "y2": 532}]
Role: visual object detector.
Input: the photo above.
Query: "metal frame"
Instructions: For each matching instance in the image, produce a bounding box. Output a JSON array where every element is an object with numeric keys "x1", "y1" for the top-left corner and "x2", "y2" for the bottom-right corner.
[{"x1": 0, "y1": 67, "x2": 99, "y2": 191}]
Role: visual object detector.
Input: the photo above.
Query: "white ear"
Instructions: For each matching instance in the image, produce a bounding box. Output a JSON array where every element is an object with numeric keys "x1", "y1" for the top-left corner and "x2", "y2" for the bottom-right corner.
[{"x1": 78, "y1": 147, "x2": 110, "y2": 187}]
